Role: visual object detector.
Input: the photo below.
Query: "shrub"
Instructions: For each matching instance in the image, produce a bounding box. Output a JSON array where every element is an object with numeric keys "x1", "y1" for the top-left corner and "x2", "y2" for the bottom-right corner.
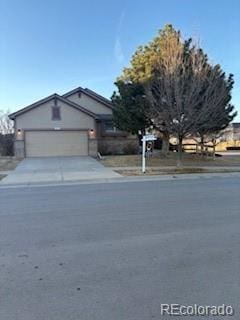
[
  {"x1": 122, "y1": 143, "x2": 138, "y2": 155},
  {"x1": 0, "y1": 134, "x2": 14, "y2": 156}
]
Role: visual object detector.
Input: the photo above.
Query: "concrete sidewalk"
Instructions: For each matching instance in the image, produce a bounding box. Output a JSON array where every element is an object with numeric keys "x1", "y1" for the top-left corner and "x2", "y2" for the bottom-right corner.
[
  {"x1": 1, "y1": 171, "x2": 240, "y2": 189},
  {"x1": 0, "y1": 156, "x2": 121, "y2": 185}
]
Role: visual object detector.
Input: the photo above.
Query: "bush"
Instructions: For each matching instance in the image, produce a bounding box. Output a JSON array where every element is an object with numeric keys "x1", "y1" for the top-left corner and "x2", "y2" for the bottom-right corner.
[
  {"x1": 98, "y1": 143, "x2": 113, "y2": 155},
  {"x1": 122, "y1": 143, "x2": 138, "y2": 155},
  {"x1": 0, "y1": 134, "x2": 14, "y2": 156},
  {"x1": 98, "y1": 141, "x2": 139, "y2": 155},
  {"x1": 154, "y1": 138, "x2": 163, "y2": 150}
]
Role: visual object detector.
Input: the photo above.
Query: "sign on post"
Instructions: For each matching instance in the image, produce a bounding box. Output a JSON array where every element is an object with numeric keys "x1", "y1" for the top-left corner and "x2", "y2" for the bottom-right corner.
[
  {"x1": 143, "y1": 134, "x2": 156, "y2": 141},
  {"x1": 142, "y1": 134, "x2": 157, "y2": 173}
]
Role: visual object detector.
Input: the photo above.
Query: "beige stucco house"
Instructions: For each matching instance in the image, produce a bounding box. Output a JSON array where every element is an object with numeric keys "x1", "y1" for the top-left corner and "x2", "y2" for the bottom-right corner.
[{"x1": 9, "y1": 87, "x2": 138, "y2": 158}]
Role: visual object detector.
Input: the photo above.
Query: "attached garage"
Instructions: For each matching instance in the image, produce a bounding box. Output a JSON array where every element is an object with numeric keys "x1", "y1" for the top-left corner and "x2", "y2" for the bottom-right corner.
[
  {"x1": 9, "y1": 93, "x2": 104, "y2": 158},
  {"x1": 25, "y1": 130, "x2": 88, "y2": 157}
]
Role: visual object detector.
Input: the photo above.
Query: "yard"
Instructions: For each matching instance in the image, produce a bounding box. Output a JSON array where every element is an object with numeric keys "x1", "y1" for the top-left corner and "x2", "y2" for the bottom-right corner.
[
  {"x1": 100, "y1": 152, "x2": 240, "y2": 176},
  {"x1": 0, "y1": 157, "x2": 20, "y2": 180},
  {"x1": 101, "y1": 152, "x2": 240, "y2": 168},
  {"x1": 0, "y1": 157, "x2": 20, "y2": 171}
]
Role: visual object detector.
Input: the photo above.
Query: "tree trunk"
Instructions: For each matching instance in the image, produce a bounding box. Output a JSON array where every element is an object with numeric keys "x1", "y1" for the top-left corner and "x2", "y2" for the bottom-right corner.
[
  {"x1": 177, "y1": 136, "x2": 183, "y2": 167},
  {"x1": 213, "y1": 145, "x2": 216, "y2": 160},
  {"x1": 200, "y1": 135, "x2": 204, "y2": 157},
  {"x1": 161, "y1": 132, "x2": 169, "y2": 157},
  {"x1": 212, "y1": 139, "x2": 216, "y2": 160}
]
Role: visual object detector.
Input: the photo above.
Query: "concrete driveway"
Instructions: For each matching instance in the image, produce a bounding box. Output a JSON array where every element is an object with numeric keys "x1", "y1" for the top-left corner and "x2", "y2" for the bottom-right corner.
[{"x1": 1, "y1": 156, "x2": 120, "y2": 185}]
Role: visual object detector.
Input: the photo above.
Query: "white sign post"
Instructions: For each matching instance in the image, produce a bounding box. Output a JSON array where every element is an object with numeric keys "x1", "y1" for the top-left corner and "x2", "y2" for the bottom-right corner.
[
  {"x1": 142, "y1": 137, "x2": 146, "y2": 173},
  {"x1": 142, "y1": 135, "x2": 156, "y2": 173}
]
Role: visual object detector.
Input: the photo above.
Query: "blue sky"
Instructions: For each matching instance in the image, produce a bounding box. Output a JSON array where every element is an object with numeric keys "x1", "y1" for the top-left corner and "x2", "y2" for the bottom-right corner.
[{"x1": 1, "y1": 0, "x2": 240, "y2": 120}]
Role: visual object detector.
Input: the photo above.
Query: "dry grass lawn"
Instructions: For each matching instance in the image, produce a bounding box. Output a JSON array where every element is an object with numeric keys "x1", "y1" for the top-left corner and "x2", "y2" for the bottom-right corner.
[
  {"x1": 101, "y1": 152, "x2": 240, "y2": 168},
  {"x1": 0, "y1": 157, "x2": 21, "y2": 171},
  {"x1": 115, "y1": 167, "x2": 240, "y2": 176}
]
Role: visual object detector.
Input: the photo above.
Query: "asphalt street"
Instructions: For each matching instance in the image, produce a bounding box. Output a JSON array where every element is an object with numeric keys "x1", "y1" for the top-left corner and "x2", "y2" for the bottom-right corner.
[{"x1": 0, "y1": 177, "x2": 240, "y2": 319}]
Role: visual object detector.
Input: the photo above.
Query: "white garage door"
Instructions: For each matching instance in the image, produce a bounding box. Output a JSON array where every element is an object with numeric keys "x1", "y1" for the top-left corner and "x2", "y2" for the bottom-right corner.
[{"x1": 25, "y1": 130, "x2": 88, "y2": 157}]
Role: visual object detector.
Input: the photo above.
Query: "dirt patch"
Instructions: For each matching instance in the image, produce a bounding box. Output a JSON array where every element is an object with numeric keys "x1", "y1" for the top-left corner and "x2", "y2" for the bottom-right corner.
[
  {"x1": 0, "y1": 158, "x2": 20, "y2": 171},
  {"x1": 101, "y1": 153, "x2": 240, "y2": 168}
]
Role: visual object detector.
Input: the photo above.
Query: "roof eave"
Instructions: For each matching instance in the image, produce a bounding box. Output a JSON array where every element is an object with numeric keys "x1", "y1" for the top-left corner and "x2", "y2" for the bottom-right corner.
[
  {"x1": 8, "y1": 94, "x2": 58, "y2": 120},
  {"x1": 63, "y1": 87, "x2": 113, "y2": 109},
  {"x1": 9, "y1": 93, "x2": 98, "y2": 120}
]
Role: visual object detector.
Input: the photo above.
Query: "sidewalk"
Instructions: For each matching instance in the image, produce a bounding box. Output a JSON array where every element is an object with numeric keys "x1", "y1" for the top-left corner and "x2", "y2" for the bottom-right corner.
[{"x1": 1, "y1": 171, "x2": 240, "y2": 189}]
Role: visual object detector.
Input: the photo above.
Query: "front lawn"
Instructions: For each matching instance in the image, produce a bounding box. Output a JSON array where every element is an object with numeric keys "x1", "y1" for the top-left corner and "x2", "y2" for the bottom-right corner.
[
  {"x1": 0, "y1": 157, "x2": 20, "y2": 171},
  {"x1": 115, "y1": 167, "x2": 240, "y2": 176}
]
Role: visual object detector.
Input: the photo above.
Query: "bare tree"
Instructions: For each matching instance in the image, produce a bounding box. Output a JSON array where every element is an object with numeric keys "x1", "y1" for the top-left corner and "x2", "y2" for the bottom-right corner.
[
  {"x1": 195, "y1": 71, "x2": 236, "y2": 155},
  {"x1": 147, "y1": 40, "x2": 206, "y2": 165},
  {"x1": 0, "y1": 110, "x2": 14, "y2": 156},
  {"x1": 0, "y1": 110, "x2": 14, "y2": 134},
  {"x1": 146, "y1": 36, "x2": 236, "y2": 165}
]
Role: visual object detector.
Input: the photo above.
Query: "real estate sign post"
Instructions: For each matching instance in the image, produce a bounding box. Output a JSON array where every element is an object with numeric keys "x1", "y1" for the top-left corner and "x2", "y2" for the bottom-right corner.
[{"x1": 142, "y1": 135, "x2": 156, "y2": 173}]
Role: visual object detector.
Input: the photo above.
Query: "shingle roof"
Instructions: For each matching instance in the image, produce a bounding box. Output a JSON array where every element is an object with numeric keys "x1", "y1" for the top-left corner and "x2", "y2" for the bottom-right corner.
[
  {"x1": 232, "y1": 122, "x2": 240, "y2": 129},
  {"x1": 62, "y1": 87, "x2": 113, "y2": 109},
  {"x1": 96, "y1": 114, "x2": 113, "y2": 121}
]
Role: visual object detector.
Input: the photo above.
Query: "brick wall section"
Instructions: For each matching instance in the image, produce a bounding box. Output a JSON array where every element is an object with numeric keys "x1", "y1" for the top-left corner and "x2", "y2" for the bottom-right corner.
[
  {"x1": 14, "y1": 140, "x2": 25, "y2": 158},
  {"x1": 89, "y1": 139, "x2": 98, "y2": 157}
]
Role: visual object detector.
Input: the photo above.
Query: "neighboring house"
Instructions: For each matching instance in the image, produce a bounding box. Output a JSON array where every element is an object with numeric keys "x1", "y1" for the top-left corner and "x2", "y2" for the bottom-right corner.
[
  {"x1": 9, "y1": 87, "x2": 138, "y2": 158},
  {"x1": 169, "y1": 122, "x2": 240, "y2": 152},
  {"x1": 220, "y1": 123, "x2": 240, "y2": 142}
]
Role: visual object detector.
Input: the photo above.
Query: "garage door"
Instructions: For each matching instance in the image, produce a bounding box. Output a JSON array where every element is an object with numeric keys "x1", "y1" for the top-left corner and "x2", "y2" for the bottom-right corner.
[{"x1": 25, "y1": 130, "x2": 88, "y2": 157}]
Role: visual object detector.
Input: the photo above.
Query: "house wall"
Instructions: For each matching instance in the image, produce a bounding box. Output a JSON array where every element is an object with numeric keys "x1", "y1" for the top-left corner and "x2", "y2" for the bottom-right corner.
[
  {"x1": 15, "y1": 98, "x2": 95, "y2": 132},
  {"x1": 66, "y1": 92, "x2": 113, "y2": 115},
  {"x1": 14, "y1": 140, "x2": 25, "y2": 158},
  {"x1": 89, "y1": 139, "x2": 98, "y2": 156}
]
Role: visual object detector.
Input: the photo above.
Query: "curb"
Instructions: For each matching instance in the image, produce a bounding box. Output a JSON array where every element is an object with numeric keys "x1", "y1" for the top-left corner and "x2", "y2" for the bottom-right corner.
[{"x1": 0, "y1": 171, "x2": 240, "y2": 189}]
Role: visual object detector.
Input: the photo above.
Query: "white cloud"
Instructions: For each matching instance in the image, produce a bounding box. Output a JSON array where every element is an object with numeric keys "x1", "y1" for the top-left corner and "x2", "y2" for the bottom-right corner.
[
  {"x1": 114, "y1": 37, "x2": 124, "y2": 64},
  {"x1": 114, "y1": 11, "x2": 125, "y2": 64}
]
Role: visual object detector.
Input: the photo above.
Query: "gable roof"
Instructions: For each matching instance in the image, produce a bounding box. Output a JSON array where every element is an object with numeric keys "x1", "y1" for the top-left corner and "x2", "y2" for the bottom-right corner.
[
  {"x1": 62, "y1": 87, "x2": 113, "y2": 109},
  {"x1": 9, "y1": 93, "x2": 98, "y2": 120},
  {"x1": 232, "y1": 122, "x2": 240, "y2": 129}
]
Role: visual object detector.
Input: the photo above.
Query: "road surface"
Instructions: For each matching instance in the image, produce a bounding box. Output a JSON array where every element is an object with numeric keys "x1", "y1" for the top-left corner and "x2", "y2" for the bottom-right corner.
[{"x1": 0, "y1": 177, "x2": 239, "y2": 319}]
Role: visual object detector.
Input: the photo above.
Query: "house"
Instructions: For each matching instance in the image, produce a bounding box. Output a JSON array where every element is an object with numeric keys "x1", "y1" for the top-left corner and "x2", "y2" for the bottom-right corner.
[
  {"x1": 9, "y1": 87, "x2": 138, "y2": 158},
  {"x1": 220, "y1": 123, "x2": 240, "y2": 142}
]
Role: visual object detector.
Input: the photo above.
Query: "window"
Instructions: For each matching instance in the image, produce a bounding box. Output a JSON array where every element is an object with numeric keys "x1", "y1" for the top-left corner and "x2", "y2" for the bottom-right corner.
[
  {"x1": 104, "y1": 120, "x2": 117, "y2": 132},
  {"x1": 102, "y1": 120, "x2": 126, "y2": 136},
  {"x1": 52, "y1": 106, "x2": 61, "y2": 120}
]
